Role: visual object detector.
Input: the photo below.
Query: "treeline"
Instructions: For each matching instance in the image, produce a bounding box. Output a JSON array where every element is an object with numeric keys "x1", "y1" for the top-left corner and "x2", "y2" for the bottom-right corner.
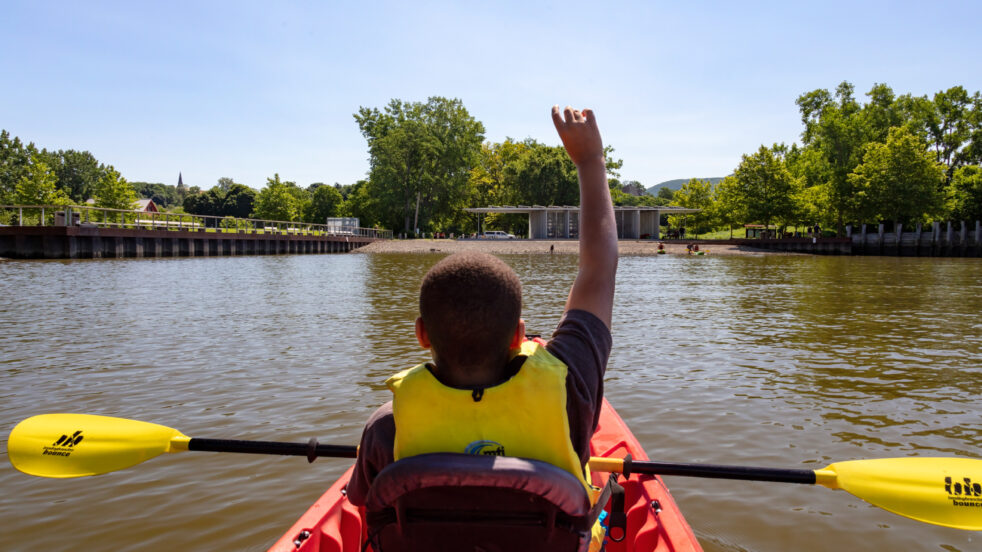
[
  {"x1": 668, "y1": 82, "x2": 982, "y2": 236},
  {"x1": 12, "y1": 84, "x2": 971, "y2": 236},
  {"x1": 0, "y1": 130, "x2": 348, "y2": 223}
]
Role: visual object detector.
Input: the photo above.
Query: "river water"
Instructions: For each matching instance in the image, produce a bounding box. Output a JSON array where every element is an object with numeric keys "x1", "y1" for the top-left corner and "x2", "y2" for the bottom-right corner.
[{"x1": 1, "y1": 251, "x2": 980, "y2": 551}]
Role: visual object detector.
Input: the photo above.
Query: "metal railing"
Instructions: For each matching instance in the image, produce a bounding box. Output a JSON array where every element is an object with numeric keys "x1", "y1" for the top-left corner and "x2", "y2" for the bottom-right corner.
[{"x1": 0, "y1": 205, "x2": 392, "y2": 239}]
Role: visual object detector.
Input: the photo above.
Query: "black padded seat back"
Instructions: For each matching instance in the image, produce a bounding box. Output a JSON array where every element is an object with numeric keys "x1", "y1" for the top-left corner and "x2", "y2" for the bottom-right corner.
[{"x1": 365, "y1": 453, "x2": 595, "y2": 552}]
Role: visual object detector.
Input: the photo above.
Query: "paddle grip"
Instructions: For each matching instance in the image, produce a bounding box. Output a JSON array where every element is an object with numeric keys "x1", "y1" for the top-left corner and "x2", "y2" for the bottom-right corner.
[{"x1": 188, "y1": 438, "x2": 358, "y2": 459}]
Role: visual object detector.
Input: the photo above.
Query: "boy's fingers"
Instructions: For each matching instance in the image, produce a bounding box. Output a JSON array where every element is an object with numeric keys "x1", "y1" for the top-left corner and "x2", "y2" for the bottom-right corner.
[
  {"x1": 563, "y1": 105, "x2": 576, "y2": 123},
  {"x1": 551, "y1": 105, "x2": 564, "y2": 128}
]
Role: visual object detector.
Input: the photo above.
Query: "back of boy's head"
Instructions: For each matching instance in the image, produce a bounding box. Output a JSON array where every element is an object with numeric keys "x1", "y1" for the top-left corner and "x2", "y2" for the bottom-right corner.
[{"x1": 419, "y1": 252, "x2": 522, "y2": 369}]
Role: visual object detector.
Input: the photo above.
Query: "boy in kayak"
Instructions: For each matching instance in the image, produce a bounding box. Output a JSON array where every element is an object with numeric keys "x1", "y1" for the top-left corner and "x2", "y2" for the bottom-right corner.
[{"x1": 347, "y1": 106, "x2": 618, "y2": 511}]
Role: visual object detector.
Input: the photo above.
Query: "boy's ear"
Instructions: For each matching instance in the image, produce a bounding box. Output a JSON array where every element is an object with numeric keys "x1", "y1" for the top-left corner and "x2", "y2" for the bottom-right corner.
[
  {"x1": 415, "y1": 317, "x2": 431, "y2": 349},
  {"x1": 509, "y1": 318, "x2": 526, "y2": 349}
]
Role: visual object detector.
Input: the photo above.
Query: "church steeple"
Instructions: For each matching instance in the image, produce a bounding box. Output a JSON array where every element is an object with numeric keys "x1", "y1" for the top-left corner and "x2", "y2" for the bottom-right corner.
[{"x1": 177, "y1": 172, "x2": 187, "y2": 197}]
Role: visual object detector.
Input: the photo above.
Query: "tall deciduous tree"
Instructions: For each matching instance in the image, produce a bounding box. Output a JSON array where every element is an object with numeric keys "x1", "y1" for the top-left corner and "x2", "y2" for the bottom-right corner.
[
  {"x1": 14, "y1": 154, "x2": 71, "y2": 206},
  {"x1": 47, "y1": 149, "x2": 104, "y2": 202},
  {"x1": 93, "y1": 166, "x2": 138, "y2": 210},
  {"x1": 253, "y1": 174, "x2": 300, "y2": 221},
  {"x1": 796, "y1": 82, "x2": 867, "y2": 234},
  {"x1": 468, "y1": 139, "x2": 528, "y2": 209},
  {"x1": 306, "y1": 184, "x2": 343, "y2": 223},
  {"x1": 222, "y1": 184, "x2": 256, "y2": 219},
  {"x1": 947, "y1": 165, "x2": 982, "y2": 221},
  {"x1": 1, "y1": 130, "x2": 35, "y2": 203},
  {"x1": 711, "y1": 176, "x2": 744, "y2": 238},
  {"x1": 848, "y1": 127, "x2": 945, "y2": 225},
  {"x1": 355, "y1": 97, "x2": 484, "y2": 234},
  {"x1": 925, "y1": 86, "x2": 980, "y2": 180},
  {"x1": 507, "y1": 141, "x2": 579, "y2": 207},
  {"x1": 732, "y1": 145, "x2": 800, "y2": 231},
  {"x1": 670, "y1": 178, "x2": 714, "y2": 235}
]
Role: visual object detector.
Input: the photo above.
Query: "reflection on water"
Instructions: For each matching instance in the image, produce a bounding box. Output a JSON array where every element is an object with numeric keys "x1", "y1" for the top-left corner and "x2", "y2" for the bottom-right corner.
[{"x1": 1, "y1": 253, "x2": 980, "y2": 551}]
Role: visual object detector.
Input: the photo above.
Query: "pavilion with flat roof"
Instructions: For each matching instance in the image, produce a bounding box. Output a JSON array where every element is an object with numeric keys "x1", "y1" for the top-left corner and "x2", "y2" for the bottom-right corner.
[{"x1": 463, "y1": 205, "x2": 701, "y2": 240}]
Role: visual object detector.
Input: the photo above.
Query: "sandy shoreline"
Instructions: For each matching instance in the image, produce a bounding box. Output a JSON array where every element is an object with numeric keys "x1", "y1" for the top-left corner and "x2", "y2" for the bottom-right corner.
[{"x1": 355, "y1": 239, "x2": 801, "y2": 256}]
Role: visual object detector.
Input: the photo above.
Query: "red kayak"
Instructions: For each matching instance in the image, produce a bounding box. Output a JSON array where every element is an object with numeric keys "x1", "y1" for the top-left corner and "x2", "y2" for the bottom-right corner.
[{"x1": 269, "y1": 398, "x2": 702, "y2": 551}]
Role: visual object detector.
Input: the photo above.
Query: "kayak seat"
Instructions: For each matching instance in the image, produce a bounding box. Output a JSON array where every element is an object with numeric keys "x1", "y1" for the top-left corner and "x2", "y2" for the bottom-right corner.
[{"x1": 364, "y1": 452, "x2": 600, "y2": 552}]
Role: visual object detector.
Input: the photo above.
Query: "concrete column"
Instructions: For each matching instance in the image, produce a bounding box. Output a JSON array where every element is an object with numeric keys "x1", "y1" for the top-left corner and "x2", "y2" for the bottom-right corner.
[
  {"x1": 528, "y1": 211, "x2": 548, "y2": 239},
  {"x1": 640, "y1": 211, "x2": 659, "y2": 239},
  {"x1": 625, "y1": 209, "x2": 641, "y2": 239}
]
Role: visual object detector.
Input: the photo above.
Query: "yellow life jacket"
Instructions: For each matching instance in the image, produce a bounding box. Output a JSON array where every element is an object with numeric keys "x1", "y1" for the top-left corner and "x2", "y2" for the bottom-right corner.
[{"x1": 386, "y1": 339, "x2": 600, "y2": 503}]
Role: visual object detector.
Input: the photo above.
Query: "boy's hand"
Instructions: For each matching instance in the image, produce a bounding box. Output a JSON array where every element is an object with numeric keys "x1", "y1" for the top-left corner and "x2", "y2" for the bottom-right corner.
[{"x1": 551, "y1": 106, "x2": 605, "y2": 169}]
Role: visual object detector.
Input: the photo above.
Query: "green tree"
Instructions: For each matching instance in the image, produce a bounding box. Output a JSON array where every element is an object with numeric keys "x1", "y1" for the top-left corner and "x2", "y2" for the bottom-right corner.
[
  {"x1": 340, "y1": 180, "x2": 377, "y2": 224},
  {"x1": 468, "y1": 139, "x2": 528, "y2": 209},
  {"x1": 848, "y1": 127, "x2": 945, "y2": 225},
  {"x1": 216, "y1": 177, "x2": 236, "y2": 195},
  {"x1": 93, "y1": 166, "x2": 138, "y2": 210},
  {"x1": 711, "y1": 176, "x2": 744, "y2": 238},
  {"x1": 47, "y1": 149, "x2": 105, "y2": 202},
  {"x1": 733, "y1": 145, "x2": 800, "y2": 231},
  {"x1": 1, "y1": 130, "x2": 35, "y2": 204},
  {"x1": 785, "y1": 144, "x2": 833, "y2": 227},
  {"x1": 306, "y1": 184, "x2": 343, "y2": 222},
  {"x1": 355, "y1": 97, "x2": 485, "y2": 234},
  {"x1": 253, "y1": 174, "x2": 300, "y2": 221},
  {"x1": 670, "y1": 178, "x2": 714, "y2": 235},
  {"x1": 947, "y1": 165, "x2": 982, "y2": 221},
  {"x1": 222, "y1": 184, "x2": 256, "y2": 219},
  {"x1": 925, "y1": 86, "x2": 980, "y2": 180},
  {"x1": 14, "y1": 154, "x2": 71, "y2": 206},
  {"x1": 183, "y1": 189, "x2": 221, "y2": 216},
  {"x1": 287, "y1": 183, "x2": 312, "y2": 222},
  {"x1": 507, "y1": 141, "x2": 579, "y2": 207},
  {"x1": 796, "y1": 82, "x2": 867, "y2": 234},
  {"x1": 656, "y1": 186, "x2": 675, "y2": 203}
]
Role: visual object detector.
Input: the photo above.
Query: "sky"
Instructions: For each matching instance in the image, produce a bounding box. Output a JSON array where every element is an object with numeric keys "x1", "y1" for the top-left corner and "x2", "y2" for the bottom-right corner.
[{"x1": 2, "y1": 1, "x2": 981, "y2": 192}]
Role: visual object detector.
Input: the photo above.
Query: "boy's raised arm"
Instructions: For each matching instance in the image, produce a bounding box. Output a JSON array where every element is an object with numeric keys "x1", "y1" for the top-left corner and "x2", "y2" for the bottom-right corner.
[{"x1": 551, "y1": 106, "x2": 618, "y2": 329}]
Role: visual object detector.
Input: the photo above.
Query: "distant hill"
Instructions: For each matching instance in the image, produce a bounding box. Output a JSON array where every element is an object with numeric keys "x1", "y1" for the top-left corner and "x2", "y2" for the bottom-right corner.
[{"x1": 646, "y1": 177, "x2": 724, "y2": 196}]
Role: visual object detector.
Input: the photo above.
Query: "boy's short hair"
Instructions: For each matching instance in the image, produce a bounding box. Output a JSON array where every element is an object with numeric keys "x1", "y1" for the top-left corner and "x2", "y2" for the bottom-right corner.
[{"x1": 419, "y1": 252, "x2": 522, "y2": 369}]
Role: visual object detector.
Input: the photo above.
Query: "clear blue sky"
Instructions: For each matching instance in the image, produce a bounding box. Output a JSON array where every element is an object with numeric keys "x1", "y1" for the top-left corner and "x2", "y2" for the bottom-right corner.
[{"x1": 2, "y1": 1, "x2": 980, "y2": 192}]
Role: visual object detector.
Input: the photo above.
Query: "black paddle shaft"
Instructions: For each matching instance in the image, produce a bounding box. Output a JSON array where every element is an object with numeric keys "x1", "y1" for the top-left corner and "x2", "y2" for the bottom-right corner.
[
  {"x1": 188, "y1": 438, "x2": 357, "y2": 462},
  {"x1": 629, "y1": 459, "x2": 817, "y2": 484}
]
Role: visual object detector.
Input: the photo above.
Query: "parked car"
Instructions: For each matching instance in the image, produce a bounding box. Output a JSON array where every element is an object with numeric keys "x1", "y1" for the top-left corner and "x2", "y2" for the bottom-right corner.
[{"x1": 481, "y1": 230, "x2": 516, "y2": 240}]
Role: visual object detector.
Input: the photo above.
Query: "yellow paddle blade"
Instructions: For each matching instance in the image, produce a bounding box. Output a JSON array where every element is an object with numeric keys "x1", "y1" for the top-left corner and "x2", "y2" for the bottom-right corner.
[
  {"x1": 8, "y1": 414, "x2": 190, "y2": 478},
  {"x1": 815, "y1": 457, "x2": 982, "y2": 530}
]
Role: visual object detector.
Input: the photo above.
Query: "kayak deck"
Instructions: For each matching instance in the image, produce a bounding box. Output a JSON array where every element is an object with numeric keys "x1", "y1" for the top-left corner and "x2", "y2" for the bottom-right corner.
[{"x1": 268, "y1": 398, "x2": 701, "y2": 551}]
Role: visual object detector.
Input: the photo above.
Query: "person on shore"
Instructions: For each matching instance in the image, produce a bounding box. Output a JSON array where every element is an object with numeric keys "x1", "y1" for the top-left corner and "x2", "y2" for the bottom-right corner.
[{"x1": 346, "y1": 106, "x2": 618, "y2": 548}]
